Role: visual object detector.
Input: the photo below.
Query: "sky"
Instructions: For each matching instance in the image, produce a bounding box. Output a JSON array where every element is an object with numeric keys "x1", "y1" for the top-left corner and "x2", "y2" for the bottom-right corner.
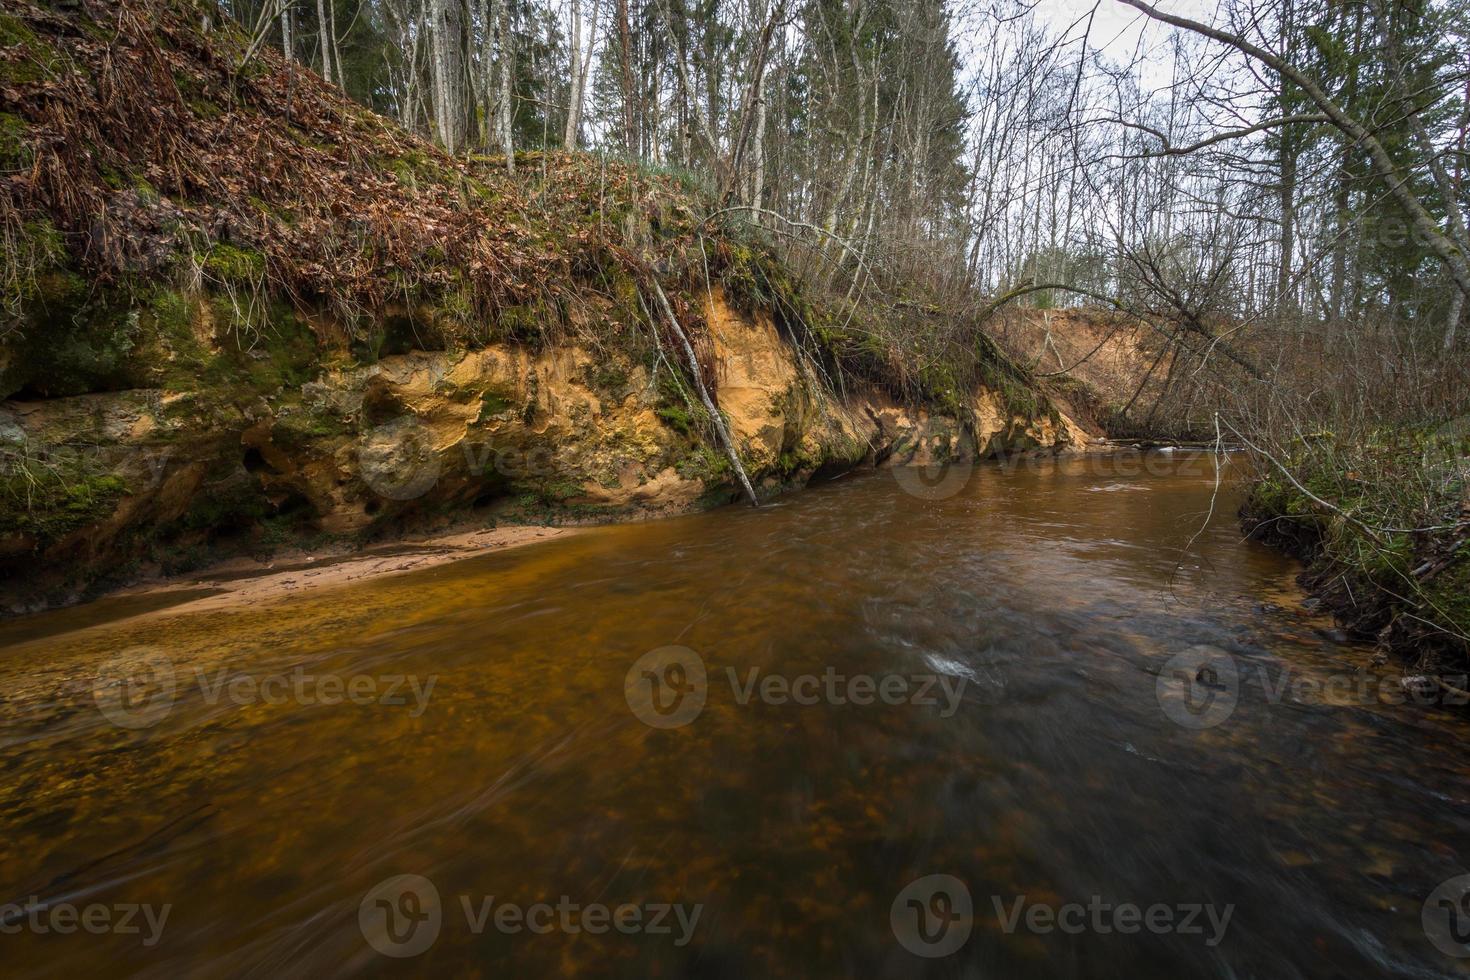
[
  {"x1": 1025, "y1": 0, "x2": 1222, "y2": 88},
  {"x1": 1030, "y1": 0, "x2": 1218, "y2": 55}
]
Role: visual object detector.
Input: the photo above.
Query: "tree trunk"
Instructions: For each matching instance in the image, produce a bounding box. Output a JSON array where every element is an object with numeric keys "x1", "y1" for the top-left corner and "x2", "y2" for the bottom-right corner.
[
  {"x1": 1278, "y1": 144, "x2": 1296, "y2": 312},
  {"x1": 496, "y1": 0, "x2": 514, "y2": 172},
  {"x1": 430, "y1": 0, "x2": 468, "y2": 153},
  {"x1": 563, "y1": 0, "x2": 583, "y2": 148},
  {"x1": 1448, "y1": 290, "x2": 1464, "y2": 351},
  {"x1": 616, "y1": 0, "x2": 636, "y2": 153},
  {"x1": 475, "y1": 0, "x2": 493, "y2": 149},
  {"x1": 747, "y1": 70, "x2": 766, "y2": 213},
  {"x1": 328, "y1": 0, "x2": 342, "y2": 90},
  {"x1": 316, "y1": 0, "x2": 332, "y2": 84},
  {"x1": 1367, "y1": 0, "x2": 1470, "y2": 344}
]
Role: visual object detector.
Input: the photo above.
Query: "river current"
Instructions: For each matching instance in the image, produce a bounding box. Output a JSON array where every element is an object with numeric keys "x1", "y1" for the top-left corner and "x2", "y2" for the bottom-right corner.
[{"x1": 2, "y1": 450, "x2": 1468, "y2": 977}]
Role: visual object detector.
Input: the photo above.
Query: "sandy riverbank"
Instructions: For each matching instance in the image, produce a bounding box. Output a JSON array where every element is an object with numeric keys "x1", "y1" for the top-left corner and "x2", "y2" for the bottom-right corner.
[{"x1": 108, "y1": 524, "x2": 578, "y2": 614}]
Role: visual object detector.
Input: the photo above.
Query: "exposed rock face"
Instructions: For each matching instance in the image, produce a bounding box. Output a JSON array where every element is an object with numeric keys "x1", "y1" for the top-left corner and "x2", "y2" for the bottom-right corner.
[{"x1": 0, "y1": 291, "x2": 1085, "y2": 609}]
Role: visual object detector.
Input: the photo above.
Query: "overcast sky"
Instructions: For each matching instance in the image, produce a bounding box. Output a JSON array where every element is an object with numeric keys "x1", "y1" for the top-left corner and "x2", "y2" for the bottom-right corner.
[
  {"x1": 1029, "y1": 0, "x2": 1217, "y2": 54},
  {"x1": 1015, "y1": 0, "x2": 1225, "y2": 91}
]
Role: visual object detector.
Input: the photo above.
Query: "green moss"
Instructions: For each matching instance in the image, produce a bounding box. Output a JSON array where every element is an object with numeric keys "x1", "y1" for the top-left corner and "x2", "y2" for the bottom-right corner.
[
  {"x1": 149, "y1": 288, "x2": 195, "y2": 343},
  {"x1": 2, "y1": 279, "x2": 152, "y2": 398},
  {"x1": 587, "y1": 361, "x2": 630, "y2": 395},
  {"x1": 606, "y1": 269, "x2": 642, "y2": 321},
  {"x1": 777, "y1": 448, "x2": 818, "y2": 475},
  {"x1": 272, "y1": 409, "x2": 351, "y2": 447},
  {"x1": 246, "y1": 307, "x2": 319, "y2": 390},
  {"x1": 29, "y1": 218, "x2": 65, "y2": 265},
  {"x1": 918, "y1": 362, "x2": 969, "y2": 419},
  {"x1": 1250, "y1": 475, "x2": 1314, "y2": 523},
  {"x1": 0, "y1": 215, "x2": 71, "y2": 343},
  {"x1": 0, "y1": 215, "x2": 68, "y2": 305},
  {"x1": 495, "y1": 303, "x2": 545, "y2": 340},
  {"x1": 0, "y1": 452, "x2": 128, "y2": 543},
  {"x1": 377, "y1": 149, "x2": 454, "y2": 189},
  {"x1": 1245, "y1": 426, "x2": 1470, "y2": 656},
  {"x1": 512, "y1": 477, "x2": 586, "y2": 507},
  {"x1": 0, "y1": 13, "x2": 63, "y2": 84},
  {"x1": 656, "y1": 405, "x2": 696, "y2": 437},
  {"x1": 477, "y1": 388, "x2": 514, "y2": 420},
  {"x1": 652, "y1": 368, "x2": 713, "y2": 438},
  {"x1": 436, "y1": 283, "x2": 476, "y2": 328},
  {"x1": 195, "y1": 298, "x2": 319, "y2": 396},
  {"x1": 174, "y1": 69, "x2": 225, "y2": 120},
  {"x1": 675, "y1": 445, "x2": 730, "y2": 482},
  {"x1": 0, "y1": 111, "x2": 29, "y2": 169},
  {"x1": 544, "y1": 478, "x2": 585, "y2": 501},
  {"x1": 0, "y1": 12, "x2": 36, "y2": 47},
  {"x1": 178, "y1": 478, "x2": 268, "y2": 531},
  {"x1": 203, "y1": 243, "x2": 266, "y2": 284}
]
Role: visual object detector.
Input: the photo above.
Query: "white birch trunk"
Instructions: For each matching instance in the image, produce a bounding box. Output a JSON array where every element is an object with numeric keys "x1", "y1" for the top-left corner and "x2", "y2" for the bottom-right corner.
[
  {"x1": 562, "y1": 0, "x2": 583, "y2": 148},
  {"x1": 496, "y1": 0, "x2": 515, "y2": 172},
  {"x1": 316, "y1": 0, "x2": 332, "y2": 84},
  {"x1": 747, "y1": 70, "x2": 765, "y2": 214}
]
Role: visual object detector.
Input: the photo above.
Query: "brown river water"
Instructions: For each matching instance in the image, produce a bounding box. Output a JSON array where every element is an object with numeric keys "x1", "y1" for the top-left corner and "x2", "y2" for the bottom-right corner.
[{"x1": 2, "y1": 450, "x2": 1469, "y2": 978}]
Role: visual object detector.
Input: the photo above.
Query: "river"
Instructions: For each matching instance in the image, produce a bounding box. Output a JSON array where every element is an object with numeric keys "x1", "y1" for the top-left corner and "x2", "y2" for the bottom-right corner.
[{"x1": 2, "y1": 450, "x2": 1467, "y2": 977}]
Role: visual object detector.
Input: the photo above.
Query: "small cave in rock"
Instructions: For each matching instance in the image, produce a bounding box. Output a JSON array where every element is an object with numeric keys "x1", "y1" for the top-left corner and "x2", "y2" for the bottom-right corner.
[
  {"x1": 268, "y1": 491, "x2": 317, "y2": 520},
  {"x1": 352, "y1": 315, "x2": 447, "y2": 362},
  {"x1": 810, "y1": 457, "x2": 861, "y2": 483},
  {"x1": 361, "y1": 382, "x2": 409, "y2": 427},
  {"x1": 241, "y1": 447, "x2": 272, "y2": 474}
]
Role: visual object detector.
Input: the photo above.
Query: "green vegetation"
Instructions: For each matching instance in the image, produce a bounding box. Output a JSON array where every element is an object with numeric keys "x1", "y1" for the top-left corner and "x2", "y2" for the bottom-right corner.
[
  {"x1": 271, "y1": 408, "x2": 351, "y2": 448},
  {"x1": 203, "y1": 244, "x2": 267, "y2": 285},
  {"x1": 1244, "y1": 425, "x2": 1469, "y2": 662},
  {"x1": 0, "y1": 112, "x2": 29, "y2": 169},
  {"x1": 675, "y1": 445, "x2": 730, "y2": 482},
  {"x1": 0, "y1": 11, "x2": 63, "y2": 85},
  {"x1": 0, "y1": 449, "x2": 128, "y2": 544},
  {"x1": 477, "y1": 389, "x2": 515, "y2": 420}
]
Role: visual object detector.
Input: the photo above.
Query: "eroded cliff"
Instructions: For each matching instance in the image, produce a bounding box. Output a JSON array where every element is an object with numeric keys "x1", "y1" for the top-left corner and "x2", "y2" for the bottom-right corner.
[{"x1": 0, "y1": 0, "x2": 1087, "y2": 610}]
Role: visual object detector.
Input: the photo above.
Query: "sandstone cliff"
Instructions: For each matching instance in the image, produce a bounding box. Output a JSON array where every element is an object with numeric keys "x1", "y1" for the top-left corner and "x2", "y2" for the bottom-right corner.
[
  {"x1": 0, "y1": 0, "x2": 1087, "y2": 610},
  {"x1": 1, "y1": 284, "x2": 1086, "y2": 610}
]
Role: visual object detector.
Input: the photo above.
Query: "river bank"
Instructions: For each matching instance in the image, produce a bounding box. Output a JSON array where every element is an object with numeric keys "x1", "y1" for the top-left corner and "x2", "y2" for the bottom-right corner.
[
  {"x1": 1238, "y1": 445, "x2": 1469, "y2": 677},
  {"x1": 1241, "y1": 506, "x2": 1469, "y2": 672},
  {"x1": 95, "y1": 523, "x2": 576, "y2": 616}
]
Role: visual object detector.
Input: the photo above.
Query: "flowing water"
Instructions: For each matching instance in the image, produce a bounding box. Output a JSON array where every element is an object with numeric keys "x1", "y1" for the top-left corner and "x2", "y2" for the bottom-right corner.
[{"x1": 2, "y1": 451, "x2": 1468, "y2": 978}]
